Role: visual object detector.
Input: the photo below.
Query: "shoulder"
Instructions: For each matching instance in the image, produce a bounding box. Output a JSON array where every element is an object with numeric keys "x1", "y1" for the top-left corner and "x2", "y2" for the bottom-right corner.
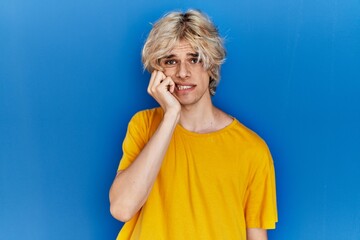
[
  {"x1": 128, "y1": 107, "x2": 163, "y2": 137},
  {"x1": 227, "y1": 120, "x2": 274, "y2": 176},
  {"x1": 230, "y1": 119, "x2": 271, "y2": 159},
  {"x1": 231, "y1": 119, "x2": 266, "y2": 144},
  {"x1": 131, "y1": 107, "x2": 163, "y2": 123},
  {"x1": 216, "y1": 108, "x2": 266, "y2": 148}
]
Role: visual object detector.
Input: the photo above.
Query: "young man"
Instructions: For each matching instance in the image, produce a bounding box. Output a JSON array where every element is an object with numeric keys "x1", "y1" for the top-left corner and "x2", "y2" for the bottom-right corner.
[{"x1": 110, "y1": 10, "x2": 278, "y2": 240}]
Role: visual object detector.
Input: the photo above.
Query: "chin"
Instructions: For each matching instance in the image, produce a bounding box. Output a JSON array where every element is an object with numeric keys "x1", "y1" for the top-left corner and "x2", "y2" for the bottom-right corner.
[{"x1": 178, "y1": 98, "x2": 200, "y2": 107}]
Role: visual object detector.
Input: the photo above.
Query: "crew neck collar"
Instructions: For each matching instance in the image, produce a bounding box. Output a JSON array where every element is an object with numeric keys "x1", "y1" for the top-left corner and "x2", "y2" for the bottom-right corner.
[{"x1": 175, "y1": 117, "x2": 237, "y2": 137}]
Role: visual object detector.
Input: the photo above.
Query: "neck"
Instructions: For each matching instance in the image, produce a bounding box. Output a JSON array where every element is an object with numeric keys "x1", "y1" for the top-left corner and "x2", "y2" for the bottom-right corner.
[{"x1": 178, "y1": 101, "x2": 219, "y2": 133}]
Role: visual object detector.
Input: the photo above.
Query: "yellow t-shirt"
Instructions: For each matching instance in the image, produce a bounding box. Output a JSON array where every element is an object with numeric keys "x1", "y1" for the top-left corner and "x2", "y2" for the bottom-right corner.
[{"x1": 117, "y1": 108, "x2": 277, "y2": 240}]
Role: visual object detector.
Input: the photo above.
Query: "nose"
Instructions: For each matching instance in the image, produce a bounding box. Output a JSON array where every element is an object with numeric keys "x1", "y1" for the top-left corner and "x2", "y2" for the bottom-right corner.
[{"x1": 176, "y1": 61, "x2": 190, "y2": 79}]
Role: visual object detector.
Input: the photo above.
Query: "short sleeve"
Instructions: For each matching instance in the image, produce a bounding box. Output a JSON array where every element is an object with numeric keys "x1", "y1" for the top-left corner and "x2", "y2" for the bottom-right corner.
[
  {"x1": 117, "y1": 111, "x2": 149, "y2": 171},
  {"x1": 243, "y1": 144, "x2": 278, "y2": 229}
]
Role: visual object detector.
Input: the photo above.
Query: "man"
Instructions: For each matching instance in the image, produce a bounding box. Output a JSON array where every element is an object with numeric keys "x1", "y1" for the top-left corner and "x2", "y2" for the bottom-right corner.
[{"x1": 110, "y1": 10, "x2": 278, "y2": 240}]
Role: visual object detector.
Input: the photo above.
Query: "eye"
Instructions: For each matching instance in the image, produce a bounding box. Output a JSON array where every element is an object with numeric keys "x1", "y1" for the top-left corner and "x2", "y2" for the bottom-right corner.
[
  {"x1": 190, "y1": 58, "x2": 201, "y2": 64},
  {"x1": 164, "y1": 59, "x2": 177, "y2": 65}
]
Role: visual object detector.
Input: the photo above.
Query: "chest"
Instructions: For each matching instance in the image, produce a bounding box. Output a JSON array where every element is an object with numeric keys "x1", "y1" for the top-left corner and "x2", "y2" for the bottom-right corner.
[{"x1": 157, "y1": 133, "x2": 254, "y2": 199}]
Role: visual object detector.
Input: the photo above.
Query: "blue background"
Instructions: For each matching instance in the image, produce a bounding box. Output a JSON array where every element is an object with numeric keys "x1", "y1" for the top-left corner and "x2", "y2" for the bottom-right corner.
[{"x1": 1, "y1": 0, "x2": 359, "y2": 239}]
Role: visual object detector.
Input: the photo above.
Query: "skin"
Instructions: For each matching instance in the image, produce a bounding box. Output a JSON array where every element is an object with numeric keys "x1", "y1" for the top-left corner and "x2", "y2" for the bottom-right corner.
[{"x1": 109, "y1": 40, "x2": 267, "y2": 240}]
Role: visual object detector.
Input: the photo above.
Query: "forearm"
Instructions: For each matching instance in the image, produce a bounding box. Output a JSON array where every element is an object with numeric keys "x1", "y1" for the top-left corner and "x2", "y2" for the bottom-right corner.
[
  {"x1": 109, "y1": 110, "x2": 179, "y2": 221},
  {"x1": 246, "y1": 228, "x2": 267, "y2": 240}
]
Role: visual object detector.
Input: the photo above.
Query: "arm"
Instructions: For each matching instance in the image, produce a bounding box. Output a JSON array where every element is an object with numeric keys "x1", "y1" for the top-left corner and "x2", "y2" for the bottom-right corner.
[
  {"x1": 247, "y1": 228, "x2": 267, "y2": 240},
  {"x1": 109, "y1": 71, "x2": 180, "y2": 222},
  {"x1": 245, "y1": 146, "x2": 277, "y2": 238}
]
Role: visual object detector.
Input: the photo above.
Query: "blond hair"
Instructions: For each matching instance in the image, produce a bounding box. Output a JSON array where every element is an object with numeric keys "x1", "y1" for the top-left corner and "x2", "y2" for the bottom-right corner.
[{"x1": 142, "y1": 10, "x2": 226, "y2": 95}]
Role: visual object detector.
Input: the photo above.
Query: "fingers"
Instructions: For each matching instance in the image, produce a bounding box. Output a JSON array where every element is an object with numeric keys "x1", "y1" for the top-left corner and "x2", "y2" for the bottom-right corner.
[
  {"x1": 165, "y1": 78, "x2": 175, "y2": 93},
  {"x1": 159, "y1": 77, "x2": 175, "y2": 93},
  {"x1": 148, "y1": 70, "x2": 175, "y2": 95},
  {"x1": 146, "y1": 71, "x2": 181, "y2": 115},
  {"x1": 148, "y1": 70, "x2": 166, "y2": 94},
  {"x1": 147, "y1": 70, "x2": 179, "y2": 111}
]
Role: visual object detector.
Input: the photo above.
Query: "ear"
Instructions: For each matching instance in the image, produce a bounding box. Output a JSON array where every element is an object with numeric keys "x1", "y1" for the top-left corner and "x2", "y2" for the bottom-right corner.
[{"x1": 209, "y1": 78, "x2": 217, "y2": 96}]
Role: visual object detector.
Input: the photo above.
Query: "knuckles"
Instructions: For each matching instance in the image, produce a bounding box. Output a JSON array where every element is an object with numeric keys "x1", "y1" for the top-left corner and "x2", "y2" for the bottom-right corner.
[{"x1": 147, "y1": 73, "x2": 174, "y2": 97}]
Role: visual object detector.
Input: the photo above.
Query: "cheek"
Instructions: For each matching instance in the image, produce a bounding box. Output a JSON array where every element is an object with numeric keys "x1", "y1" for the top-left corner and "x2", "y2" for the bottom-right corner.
[
  {"x1": 200, "y1": 72, "x2": 211, "y2": 85},
  {"x1": 163, "y1": 69, "x2": 175, "y2": 77}
]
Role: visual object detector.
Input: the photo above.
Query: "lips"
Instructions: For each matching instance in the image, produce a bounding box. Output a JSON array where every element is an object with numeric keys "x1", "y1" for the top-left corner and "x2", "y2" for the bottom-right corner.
[{"x1": 175, "y1": 84, "x2": 195, "y2": 91}]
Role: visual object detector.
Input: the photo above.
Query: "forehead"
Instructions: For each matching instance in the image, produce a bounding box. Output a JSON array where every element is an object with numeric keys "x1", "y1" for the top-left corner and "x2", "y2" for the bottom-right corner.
[{"x1": 168, "y1": 40, "x2": 196, "y2": 55}]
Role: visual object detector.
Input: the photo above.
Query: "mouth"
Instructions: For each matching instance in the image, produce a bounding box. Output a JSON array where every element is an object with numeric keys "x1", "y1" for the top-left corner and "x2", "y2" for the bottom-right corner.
[{"x1": 175, "y1": 84, "x2": 196, "y2": 91}]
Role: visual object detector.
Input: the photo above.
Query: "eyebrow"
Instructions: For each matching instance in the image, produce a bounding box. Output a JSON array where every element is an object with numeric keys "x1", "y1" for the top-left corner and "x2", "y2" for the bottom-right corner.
[
  {"x1": 163, "y1": 53, "x2": 199, "y2": 59},
  {"x1": 188, "y1": 53, "x2": 199, "y2": 58}
]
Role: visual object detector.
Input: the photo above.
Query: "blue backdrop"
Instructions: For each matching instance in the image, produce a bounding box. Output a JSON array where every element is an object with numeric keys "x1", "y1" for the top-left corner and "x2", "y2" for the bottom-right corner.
[{"x1": 1, "y1": 0, "x2": 359, "y2": 239}]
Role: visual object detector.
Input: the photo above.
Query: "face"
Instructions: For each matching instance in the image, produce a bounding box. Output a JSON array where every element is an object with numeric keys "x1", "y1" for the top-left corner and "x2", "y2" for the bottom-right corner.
[{"x1": 159, "y1": 40, "x2": 211, "y2": 107}]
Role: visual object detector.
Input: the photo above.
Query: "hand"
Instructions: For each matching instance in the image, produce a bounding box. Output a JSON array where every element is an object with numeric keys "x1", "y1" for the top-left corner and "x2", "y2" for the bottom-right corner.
[{"x1": 147, "y1": 70, "x2": 181, "y2": 116}]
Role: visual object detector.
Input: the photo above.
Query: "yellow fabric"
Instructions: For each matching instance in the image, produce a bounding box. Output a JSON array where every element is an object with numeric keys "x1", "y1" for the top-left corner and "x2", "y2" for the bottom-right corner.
[{"x1": 116, "y1": 108, "x2": 277, "y2": 240}]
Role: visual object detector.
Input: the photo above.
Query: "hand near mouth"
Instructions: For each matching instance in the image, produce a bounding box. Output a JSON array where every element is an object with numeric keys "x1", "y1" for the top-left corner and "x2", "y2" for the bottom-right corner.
[{"x1": 148, "y1": 70, "x2": 181, "y2": 119}]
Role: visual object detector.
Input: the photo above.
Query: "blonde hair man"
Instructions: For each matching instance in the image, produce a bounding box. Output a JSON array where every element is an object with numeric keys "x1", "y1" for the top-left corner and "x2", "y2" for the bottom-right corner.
[{"x1": 110, "y1": 10, "x2": 278, "y2": 240}]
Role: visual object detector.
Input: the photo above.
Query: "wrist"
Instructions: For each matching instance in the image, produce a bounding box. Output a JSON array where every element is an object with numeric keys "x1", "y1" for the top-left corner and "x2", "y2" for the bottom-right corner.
[{"x1": 163, "y1": 108, "x2": 180, "y2": 124}]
